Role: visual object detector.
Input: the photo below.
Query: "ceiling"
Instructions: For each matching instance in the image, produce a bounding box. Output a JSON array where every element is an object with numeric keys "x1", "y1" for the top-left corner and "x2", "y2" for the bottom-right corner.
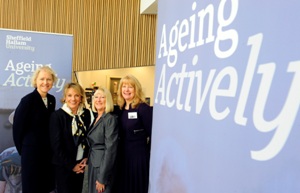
[{"x1": 140, "y1": 0, "x2": 157, "y2": 14}]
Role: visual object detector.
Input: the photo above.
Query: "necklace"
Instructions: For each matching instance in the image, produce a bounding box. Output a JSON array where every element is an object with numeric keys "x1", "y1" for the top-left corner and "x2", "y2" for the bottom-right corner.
[{"x1": 42, "y1": 97, "x2": 48, "y2": 108}]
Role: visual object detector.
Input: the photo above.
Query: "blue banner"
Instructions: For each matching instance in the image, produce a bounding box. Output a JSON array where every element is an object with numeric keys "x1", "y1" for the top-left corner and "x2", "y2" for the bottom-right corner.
[
  {"x1": 0, "y1": 28, "x2": 73, "y2": 152},
  {"x1": 150, "y1": 1, "x2": 300, "y2": 192}
]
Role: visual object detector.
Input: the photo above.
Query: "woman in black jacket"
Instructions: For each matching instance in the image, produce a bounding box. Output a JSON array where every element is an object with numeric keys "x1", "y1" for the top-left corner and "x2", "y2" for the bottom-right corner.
[
  {"x1": 49, "y1": 82, "x2": 93, "y2": 193},
  {"x1": 13, "y1": 66, "x2": 58, "y2": 193}
]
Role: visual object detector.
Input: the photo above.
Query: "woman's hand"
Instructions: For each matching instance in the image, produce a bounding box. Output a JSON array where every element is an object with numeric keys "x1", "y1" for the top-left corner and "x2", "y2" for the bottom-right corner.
[
  {"x1": 96, "y1": 180, "x2": 105, "y2": 192},
  {"x1": 80, "y1": 158, "x2": 88, "y2": 166},
  {"x1": 72, "y1": 163, "x2": 84, "y2": 173},
  {"x1": 72, "y1": 158, "x2": 88, "y2": 174}
]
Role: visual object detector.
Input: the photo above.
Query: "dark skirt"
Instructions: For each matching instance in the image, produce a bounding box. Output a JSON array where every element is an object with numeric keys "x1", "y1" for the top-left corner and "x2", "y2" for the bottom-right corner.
[
  {"x1": 21, "y1": 145, "x2": 55, "y2": 193},
  {"x1": 116, "y1": 139, "x2": 150, "y2": 193}
]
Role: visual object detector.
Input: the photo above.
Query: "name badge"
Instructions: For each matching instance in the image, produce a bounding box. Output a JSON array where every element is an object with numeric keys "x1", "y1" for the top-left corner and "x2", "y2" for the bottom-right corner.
[{"x1": 128, "y1": 112, "x2": 138, "y2": 119}]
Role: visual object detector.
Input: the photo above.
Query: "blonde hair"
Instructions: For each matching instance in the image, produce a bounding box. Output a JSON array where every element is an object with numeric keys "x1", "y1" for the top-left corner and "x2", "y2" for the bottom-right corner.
[
  {"x1": 61, "y1": 82, "x2": 86, "y2": 107},
  {"x1": 92, "y1": 86, "x2": 114, "y2": 113},
  {"x1": 31, "y1": 66, "x2": 58, "y2": 88},
  {"x1": 117, "y1": 74, "x2": 145, "y2": 109}
]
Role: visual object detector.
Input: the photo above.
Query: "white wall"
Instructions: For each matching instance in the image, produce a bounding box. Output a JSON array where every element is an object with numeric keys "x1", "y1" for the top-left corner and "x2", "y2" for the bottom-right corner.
[{"x1": 76, "y1": 66, "x2": 156, "y2": 106}]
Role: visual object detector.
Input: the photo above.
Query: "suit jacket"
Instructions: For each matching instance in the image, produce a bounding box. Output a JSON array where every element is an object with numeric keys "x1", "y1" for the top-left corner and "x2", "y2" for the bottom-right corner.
[
  {"x1": 87, "y1": 112, "x2": 118, "y2": 184},
  {"x1": 49, "y1": 108, "x2": 92, "y2": 171},
  {"x1": 13, "y1": 88, "x2": 56, "y2": 155}
]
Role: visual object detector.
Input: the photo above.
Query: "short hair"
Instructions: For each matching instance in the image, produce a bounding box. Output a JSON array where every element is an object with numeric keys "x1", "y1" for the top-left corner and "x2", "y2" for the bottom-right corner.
[
  {"x1": 31, "y1": 66, "x2": 58, "y2": 88},
  {"x1": 117, "y1": 74, "x2": 145, "y2": 109},
  {"x1": 92, "y1": 86, "x2": 114, "y2": 113},
  {"x1": 61, "y1": 82, "x2": 86, "y2": 106}
]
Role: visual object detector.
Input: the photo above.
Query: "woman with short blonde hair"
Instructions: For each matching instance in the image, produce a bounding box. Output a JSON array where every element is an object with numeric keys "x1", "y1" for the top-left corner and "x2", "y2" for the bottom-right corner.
[
  {"x1": 87, "y1": 86, "x2": 118, "y2": 193},
  {"x1": 49, "y1": 82, "x2": 92, "y2": 193},
  {"x1": 60, "y1": 82, "x2": 86, "y2": 105},
  {"x1": 31, "y1": 66, "x2": 58, "y2": 88},
  {"x1": 13, "y1": 66, "x2": 58, "y2": 193},
  {"x1": 91, "y1": 86, "x2": 114, "y2": 113}
]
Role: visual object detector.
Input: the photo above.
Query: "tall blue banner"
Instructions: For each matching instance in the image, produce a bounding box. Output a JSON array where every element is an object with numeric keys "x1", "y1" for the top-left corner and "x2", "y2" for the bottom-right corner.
[
  {"x1": 150, "y1": 1, "x2": 300, "y2": 193},
  {"x1": 0, "y1": 28, "x2": 73, "y2": 152}
]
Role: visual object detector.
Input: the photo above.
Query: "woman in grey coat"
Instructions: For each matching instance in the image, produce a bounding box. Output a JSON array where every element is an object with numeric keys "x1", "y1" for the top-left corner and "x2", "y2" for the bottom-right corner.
[{"x1": 87, "y1": 86, "x2": 118, "y2": 193}]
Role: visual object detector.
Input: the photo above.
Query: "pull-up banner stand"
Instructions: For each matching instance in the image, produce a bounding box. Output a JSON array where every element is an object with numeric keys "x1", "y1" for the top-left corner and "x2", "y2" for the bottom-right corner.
[
  {"x1": 150, "y1": 1, "x2": 300, "y2": 193},
  {"x1": 0, "y1": 28, "x2": 73, "y2": 152}
]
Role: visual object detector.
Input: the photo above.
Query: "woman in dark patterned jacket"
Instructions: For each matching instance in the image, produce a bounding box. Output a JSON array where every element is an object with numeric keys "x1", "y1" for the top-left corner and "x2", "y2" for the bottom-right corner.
[{"x1": 49, "y1": 82, "x2": 93, "y2": 193}]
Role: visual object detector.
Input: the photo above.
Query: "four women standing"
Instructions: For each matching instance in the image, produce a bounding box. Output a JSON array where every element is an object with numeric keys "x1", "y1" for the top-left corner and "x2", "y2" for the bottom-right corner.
[{"x1": 13, "y1": 72, "x2": 152, "y2": 193}]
